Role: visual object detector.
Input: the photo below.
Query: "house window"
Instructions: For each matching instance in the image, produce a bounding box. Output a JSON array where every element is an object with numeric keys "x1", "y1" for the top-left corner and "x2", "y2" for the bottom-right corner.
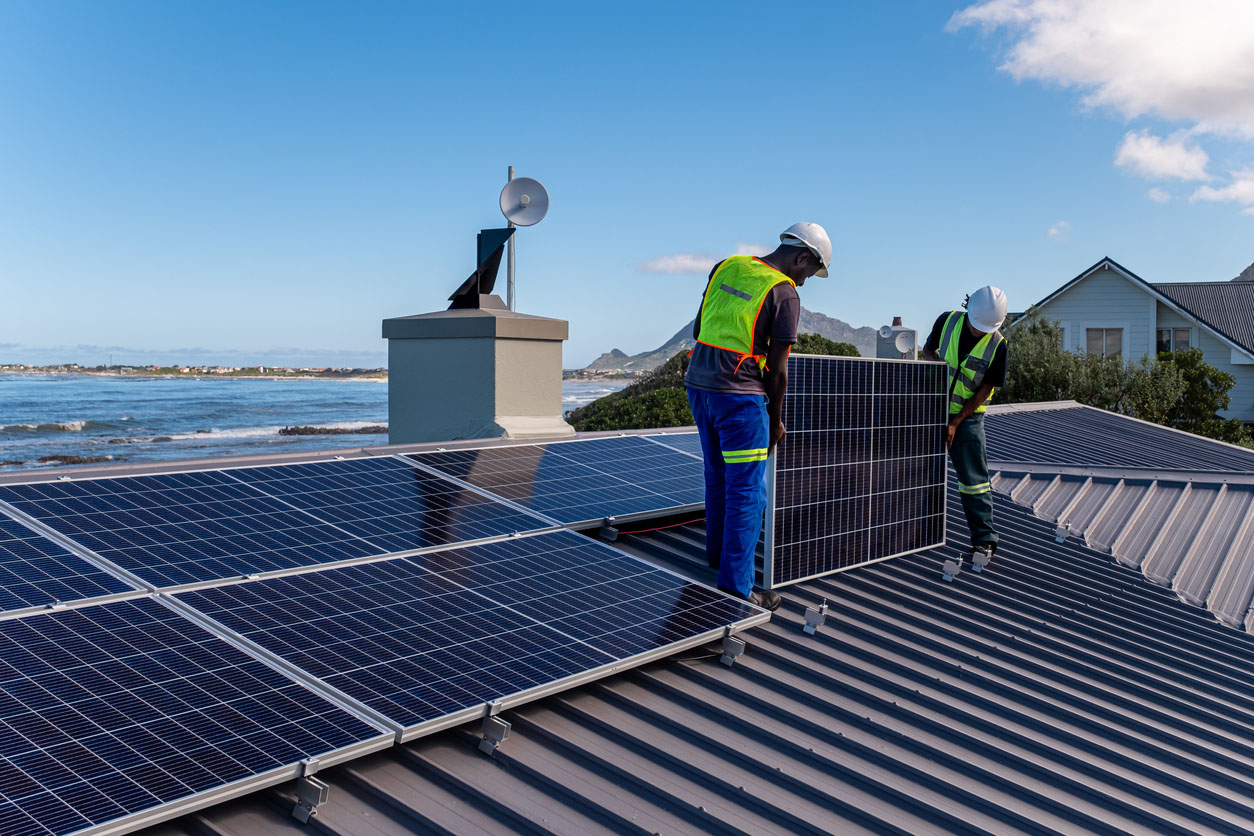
[
  {"x1": 1156, "y1": 328, "x2": 1191, "y2": 353},
  {"x1": 1086, "y1": 328, "x2": 1123, "y2": 358}
]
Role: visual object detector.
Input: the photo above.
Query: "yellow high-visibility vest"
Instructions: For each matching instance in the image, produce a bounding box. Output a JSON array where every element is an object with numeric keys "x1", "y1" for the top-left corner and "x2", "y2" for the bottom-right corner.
[
  {"x1": 938, "y1": 310, "x2": 1004, "y2": 415},
  {"x1": 696, "y1": 256, "x2": 795, "y2": 374}
]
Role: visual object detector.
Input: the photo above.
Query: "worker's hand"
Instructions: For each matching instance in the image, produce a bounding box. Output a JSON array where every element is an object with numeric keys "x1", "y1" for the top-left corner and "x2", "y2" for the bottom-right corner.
[
  {"x1": 944, "y1": 417, "x2": 959, "y2": 449},
  {"x1": 769, "y1": 421, "x2": 786, "y2": 453}
]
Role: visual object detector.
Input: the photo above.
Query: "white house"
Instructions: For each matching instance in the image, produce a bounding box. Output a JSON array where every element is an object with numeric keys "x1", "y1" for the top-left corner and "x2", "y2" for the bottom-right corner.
[{"x1": 1012, "y1": 256, "x2": 1254, "y2": 422}]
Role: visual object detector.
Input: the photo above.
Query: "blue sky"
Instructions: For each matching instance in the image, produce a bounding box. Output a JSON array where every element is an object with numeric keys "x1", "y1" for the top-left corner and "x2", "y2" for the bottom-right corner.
[{"x1": 2, "y1": 0, "x2": 1252, "y2": 368}]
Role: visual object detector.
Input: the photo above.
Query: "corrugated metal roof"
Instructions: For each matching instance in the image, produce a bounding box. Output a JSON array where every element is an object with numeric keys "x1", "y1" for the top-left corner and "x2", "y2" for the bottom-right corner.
[
  {"x1": 143, "y1": 486, "x2": 1254, "y2": 836},
  {"x1": 984, "y1": 403, "x2": 1254, "y2": 472},
  {"x1": 986, "y1": 401, "x2": 1254, "y2": 634},
  {"x1": 1154, "y1": 282, "x2": 1254, "y2": 356}
]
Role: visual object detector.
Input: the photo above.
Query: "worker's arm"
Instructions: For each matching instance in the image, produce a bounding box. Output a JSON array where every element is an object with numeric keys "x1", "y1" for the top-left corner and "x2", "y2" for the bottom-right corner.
[
  {"x1": 945, "y1": 382, "x2": 994, "y2": 448},
  {"x1": 921, "y1": 346, "x2": 940, "y2": 362},
  {"x1": 764, "y1": 341, "x2": 792, "y2": 452}
]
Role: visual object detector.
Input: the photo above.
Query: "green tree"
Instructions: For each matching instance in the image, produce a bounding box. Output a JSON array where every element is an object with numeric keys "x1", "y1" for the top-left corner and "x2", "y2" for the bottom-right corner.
[
  {"x1": 794, "y1": 333, "x2": 860, "y2": 357},
  {"x1": 999, "y1": 310, "x2": 1076, "y2": 404}
]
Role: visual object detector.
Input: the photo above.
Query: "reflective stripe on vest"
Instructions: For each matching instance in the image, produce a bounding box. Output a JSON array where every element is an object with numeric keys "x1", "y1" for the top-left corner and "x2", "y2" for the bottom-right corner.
[
  {"x1": 696, "y1": 255, "x2": 795, "y2": 374},
  {"x1": 938, "y1": 310, "x2": 1004, "y2": 415}
]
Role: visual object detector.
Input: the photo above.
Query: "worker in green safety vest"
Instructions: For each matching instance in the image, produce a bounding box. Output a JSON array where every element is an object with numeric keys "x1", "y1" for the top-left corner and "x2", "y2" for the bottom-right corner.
[{"x1": 922, "y1": 286, "x2": 1009, "y2": 575}]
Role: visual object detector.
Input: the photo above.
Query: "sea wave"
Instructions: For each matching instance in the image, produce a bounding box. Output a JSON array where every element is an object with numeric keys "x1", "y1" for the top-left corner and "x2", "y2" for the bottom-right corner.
[{"x1": 0, "y1": 419, "x2": 106, "y2": 435}]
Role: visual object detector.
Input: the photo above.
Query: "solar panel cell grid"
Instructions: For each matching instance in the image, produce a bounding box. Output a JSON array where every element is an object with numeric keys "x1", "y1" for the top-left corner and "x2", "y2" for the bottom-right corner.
[
  {"x1": 0, "y1": 519, "x2": 134, "y2": 613},
  {"x1": 768, "y1": 356, "x2": 947, "y2": 587},
  {"x1": 412, "y1": 435, "x2": 705, "y2": 526},
  {"x1": 0, "y1": 598, "x2": 380, "y2": 836},
  {"x1": 177, "y1": 530, "x2": 760, "y2": 732}
]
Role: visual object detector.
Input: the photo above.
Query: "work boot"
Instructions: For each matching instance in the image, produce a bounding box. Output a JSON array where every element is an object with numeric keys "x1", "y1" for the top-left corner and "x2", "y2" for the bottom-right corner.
[
  {"x1": 719, "y1": 586, "x2": 782, "y2": 612},
  {"x1": 971, "y1": 542, "x2": 997, "y2": 573}
]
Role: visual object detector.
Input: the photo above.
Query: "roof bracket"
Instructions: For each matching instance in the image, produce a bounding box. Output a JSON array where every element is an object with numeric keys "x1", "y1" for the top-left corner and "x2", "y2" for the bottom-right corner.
[
  {"x1": 478, "y1": 700, "x2": 511, "y2": 756},
  {"x1": 599, "y1": 519, "x2": 619, "y2": 542},
  {"x1": 720, "y1": 627, "x2": 746, "y2": 667},
  {"x1": 1055, "y1": 522, "x2": 1071, "y2": 543},
  {"x1": 942, "y1": 555, "x2": 962, "y2": 582},
  {"x1": 291, "y1": 774, "x2": 329, "y2": 824},
  {"x1": 803, "y1": 599, "x2": 829, "y2": 636}
]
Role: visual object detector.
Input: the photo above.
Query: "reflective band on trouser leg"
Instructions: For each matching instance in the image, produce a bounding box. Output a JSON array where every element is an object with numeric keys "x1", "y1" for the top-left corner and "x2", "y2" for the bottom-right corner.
[
  {"x1": 723, "y1": 447, "x2": 768, "y2": 464},
  {"x1": 958, "y1": 481, "x2": 991, "y2": 495}
]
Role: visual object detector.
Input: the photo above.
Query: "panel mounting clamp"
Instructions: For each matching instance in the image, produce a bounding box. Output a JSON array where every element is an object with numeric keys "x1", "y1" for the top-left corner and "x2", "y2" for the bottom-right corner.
[
  {"x1": 599, "y1": 517, "x2": 619, "y2": 542},
  {"x1": 291, "y1": 774, "x2": 330, "y2": 824},
  {"x1": 478, "y1": 699, "x2": 511, "y2": 756},
  {"x1": 720, "y1": 626, "x2": 746, "y2": 667},
  {"x1": 942, "y1": 556, "x2": 962, "y2": 583},
  {"x1": 804, "y1": 599, "x2": 829, "y2": 636}
]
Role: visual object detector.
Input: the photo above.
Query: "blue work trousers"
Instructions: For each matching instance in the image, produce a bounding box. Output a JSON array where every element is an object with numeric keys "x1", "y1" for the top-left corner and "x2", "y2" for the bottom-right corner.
[
  {"x1": 687, "y1": 387, "x2": 769, "y2": 597},
  {"x1": 949, "y1": 413, "x2": 998, "y2": 548}
]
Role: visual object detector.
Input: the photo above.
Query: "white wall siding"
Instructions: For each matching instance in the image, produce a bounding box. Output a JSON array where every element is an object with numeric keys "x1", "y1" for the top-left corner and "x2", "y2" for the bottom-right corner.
[
  {"x1": 1038, "y1": 267, "x2": 1154, "y2": 359},
  {"x1": 1194, "y1": 327, "x2": 1254, "y2": 421}
]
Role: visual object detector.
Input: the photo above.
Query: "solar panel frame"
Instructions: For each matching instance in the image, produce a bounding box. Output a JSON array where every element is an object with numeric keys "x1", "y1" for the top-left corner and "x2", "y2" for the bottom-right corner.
[
  {"x1": 173, "y1": 529, "x2": 769, "y2": 743},
  {"x1": 763, "y1": 354, "x2": 948, "y2": 588},
  {"x1": 409, "y1": 435, "x2": 706, "y2": 529},
  {"x1": 640, "y1": 432, "x2": 704, "y2": 460}
]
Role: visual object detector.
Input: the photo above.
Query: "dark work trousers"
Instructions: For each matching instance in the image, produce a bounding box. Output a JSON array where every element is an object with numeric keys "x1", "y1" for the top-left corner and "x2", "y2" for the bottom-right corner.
[
  {"x1": 949, "y1": 413, "x2": 998, "y2": 549},
  {"x1": 687, "y1": 387, "x2": 769, "y2": 598}
]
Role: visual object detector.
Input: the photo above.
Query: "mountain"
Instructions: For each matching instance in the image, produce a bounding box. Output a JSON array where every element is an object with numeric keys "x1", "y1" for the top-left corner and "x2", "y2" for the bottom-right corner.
[
  {"x1": 583, "y1": 307, "x2": 878, "y2": 372},
  {"x1": 1232, "y1": 262, "x2": 1254, "y2": 282}
]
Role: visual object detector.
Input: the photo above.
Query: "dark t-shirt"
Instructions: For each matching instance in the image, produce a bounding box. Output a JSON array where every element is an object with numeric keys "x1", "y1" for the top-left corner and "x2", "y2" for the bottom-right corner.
[
  {"x1": 684, "y1": 259, "x2": 800, "y2": 395},
  {"x1": 924, "y1": 311, "x2": 1008, "y2": 388}
]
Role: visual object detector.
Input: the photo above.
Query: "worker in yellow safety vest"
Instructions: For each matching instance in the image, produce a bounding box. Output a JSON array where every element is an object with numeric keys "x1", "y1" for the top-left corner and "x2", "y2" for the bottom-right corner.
[
  {"x1": 685, "y1": 222, "x2": 832, "y2": 611},
  {"x1": 922, "y1": 286, "x2": 1009, "y2": 575}
]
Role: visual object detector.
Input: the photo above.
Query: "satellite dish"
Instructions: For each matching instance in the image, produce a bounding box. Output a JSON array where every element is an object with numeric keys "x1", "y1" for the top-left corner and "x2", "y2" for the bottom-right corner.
[
  {"x1": 895, "y1": 330, "x2": 916, "y2": 354},
  {"x1": 500, "y1": 177, "x2": 549, "y2": 226},
  {"x1": 878, "y1": 325, "x2": 894, "y2": 340}
]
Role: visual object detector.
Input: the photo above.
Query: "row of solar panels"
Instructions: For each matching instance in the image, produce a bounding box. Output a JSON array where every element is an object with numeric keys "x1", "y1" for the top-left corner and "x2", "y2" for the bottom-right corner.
[{"x1": 0, "y1": 433, "x2": 768, "y2": 836}]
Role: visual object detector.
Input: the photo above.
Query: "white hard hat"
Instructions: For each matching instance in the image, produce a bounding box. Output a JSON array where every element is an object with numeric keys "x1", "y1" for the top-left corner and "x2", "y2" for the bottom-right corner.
[
  {"x1": 779, "y1": 222, "x2": 832, "y2": 278},
  {"x1": 967, "y1": 285, "x2": 1008, "y2": 333}
]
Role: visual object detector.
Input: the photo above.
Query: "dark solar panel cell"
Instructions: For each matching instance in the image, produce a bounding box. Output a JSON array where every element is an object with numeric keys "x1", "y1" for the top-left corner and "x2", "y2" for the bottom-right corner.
[
  {"x1": 0, "y1": 519, "x2": 134, "y2": 612},
  {"x1": 644, "y1": 432, "x2": 703, "y2": 459},
  {"x1": 0, "y1": 598, "x2": 380, "y2": 836},
  {"x1": 179, "y1": 530, "x2": 760, "y2": 730}
]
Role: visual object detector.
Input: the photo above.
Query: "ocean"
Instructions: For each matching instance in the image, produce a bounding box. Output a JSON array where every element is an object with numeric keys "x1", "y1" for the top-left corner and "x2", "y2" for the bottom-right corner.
[{"x1": 0, "y1": 375, "x2": 628, "y2": 472}]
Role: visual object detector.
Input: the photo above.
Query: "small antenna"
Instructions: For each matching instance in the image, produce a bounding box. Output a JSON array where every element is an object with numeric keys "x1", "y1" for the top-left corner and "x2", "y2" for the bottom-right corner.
[{"x1": 499, "y1": 173, "x2": 550, "y2": 311}]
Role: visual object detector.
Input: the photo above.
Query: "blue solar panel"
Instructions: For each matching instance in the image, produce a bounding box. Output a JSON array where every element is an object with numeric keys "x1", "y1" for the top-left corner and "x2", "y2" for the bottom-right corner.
[
  {"x1": 223, "y1": 456, "x2": 551, "y2": 554},
  {"x1": 644, "y1": 432, "x2": 704, "y2": 460},
  {"x1": 767, "y1": 356, "x2": 947, "y2": 587},
  {"x1": 411, "y1": 435, "x2": 705, "y2": 526},
  {"x1": 0, "y1": 471, "x2": 384, "y2": 589},
  {"x1": 0, "y1": 597, "x2": 383, "y2": 836},
  {"x1": 0, "y1": 518, "x2": 135, "y2": 613},
  {"x1": 177, "y1": 530, "x2": 763, "y2": 732}
]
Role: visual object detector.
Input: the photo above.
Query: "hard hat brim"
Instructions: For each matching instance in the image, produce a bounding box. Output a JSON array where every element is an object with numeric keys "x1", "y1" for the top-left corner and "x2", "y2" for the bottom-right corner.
[
  {"x1": 815, "y1": 267, "x2": 829, "y2": 278},
  {"x1": 967, "y1": 316, "x2": 1002, "y2": 333}
]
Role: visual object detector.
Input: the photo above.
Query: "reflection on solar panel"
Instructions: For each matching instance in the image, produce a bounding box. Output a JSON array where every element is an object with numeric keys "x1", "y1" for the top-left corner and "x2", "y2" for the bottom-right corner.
[
  {"x1": 766, "y1": 355, "x2": 947, "y2": 587},
  {"x1": 411, "y1": 435, "x2": 704, "y2": 527},
  {"x1": 0, "y1": 470, "x2": 384, "y2": 589},
  {"x1": 644, "y1": 432, "x2": 704, "y2": 460},
  {"x1": 0, "y1": 597, "x2": 386, "y2": 836},
  {"x1": 0, "y1": 518, "x2": 135, "y2": 613},
  {"x1": 0, "y1": 458, "x2": 550, "y2": 590},
  {"x1": 224, "y1": 456, "x2": 551, "y2": 554},
  {"x1": 177, "y1": 530, "x2": 765, "y2": 736}
]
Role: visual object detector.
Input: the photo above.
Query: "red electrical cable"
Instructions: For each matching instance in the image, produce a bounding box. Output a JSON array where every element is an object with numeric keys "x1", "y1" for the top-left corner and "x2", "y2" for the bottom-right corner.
[{"x1": 616, "y1": 517, "x2": 706, "y2": 535}]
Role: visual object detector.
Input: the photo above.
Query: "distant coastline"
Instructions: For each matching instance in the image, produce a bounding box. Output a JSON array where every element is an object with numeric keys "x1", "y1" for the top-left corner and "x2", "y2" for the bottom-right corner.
[{"x1": 0, "y1": 364, "x2": 387, "y2": 381}]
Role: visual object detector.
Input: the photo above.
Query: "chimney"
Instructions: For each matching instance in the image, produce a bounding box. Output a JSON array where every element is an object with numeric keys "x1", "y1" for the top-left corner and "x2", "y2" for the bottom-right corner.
[{"x1": 892, "y1": 316, "x2": 903, "y2": 327}]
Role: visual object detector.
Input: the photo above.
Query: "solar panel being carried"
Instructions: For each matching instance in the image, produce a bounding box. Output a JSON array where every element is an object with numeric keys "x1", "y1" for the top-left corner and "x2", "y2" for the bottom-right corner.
[
  {"x1": 176, "y1": 529, "x2": 766, "y2": 739},
  {"x1": 0, "y1": 597, "x2": 389, "y2": 836},
  {"x1": 0, "y1": 518, "x2": 136, "y2": 614},
  {"x1": 765, "y1": 355, "x2": 947, "y2": 588},
  {"x1": 0, "y1": 457, "x2": 550, "y2": 590},
  {"x1": 411, "y1": 435, "x2": 704, "y2": 527}
]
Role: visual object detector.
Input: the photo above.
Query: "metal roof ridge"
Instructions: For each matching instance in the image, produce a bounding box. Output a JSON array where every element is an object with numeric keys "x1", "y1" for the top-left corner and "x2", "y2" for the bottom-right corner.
[{"x1": 988, "y1": 462, "x2": 1254, "y2": 485}]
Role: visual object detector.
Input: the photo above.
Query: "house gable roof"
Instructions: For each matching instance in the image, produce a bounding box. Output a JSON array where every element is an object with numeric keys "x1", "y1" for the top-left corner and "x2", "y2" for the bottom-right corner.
[{"x1": 1011, "y1": 257, "x2": 1254, "y2": 359}]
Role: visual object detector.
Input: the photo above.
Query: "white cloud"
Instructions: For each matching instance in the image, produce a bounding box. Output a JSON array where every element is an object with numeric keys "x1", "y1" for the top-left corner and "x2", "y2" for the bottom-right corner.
[
  {"x1": 1190, "y1": 169, "x2": 1254, "y2": 210},
  {"x1": 1115, "y1": 131, "x2": 1211, "y2": 181},
  {"x1": 1047, "y1": 220, "x2": 1071, "y2": 241},
  {"x1": 640, "y1": 242, "x2": 769, "y2": 274},
  {"x1": 949, "y1": 1, "x2": 1254, "y2": 138},
  {"x1": 1147, "y1": 187, "x2": 1171, "y2": 203}
]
